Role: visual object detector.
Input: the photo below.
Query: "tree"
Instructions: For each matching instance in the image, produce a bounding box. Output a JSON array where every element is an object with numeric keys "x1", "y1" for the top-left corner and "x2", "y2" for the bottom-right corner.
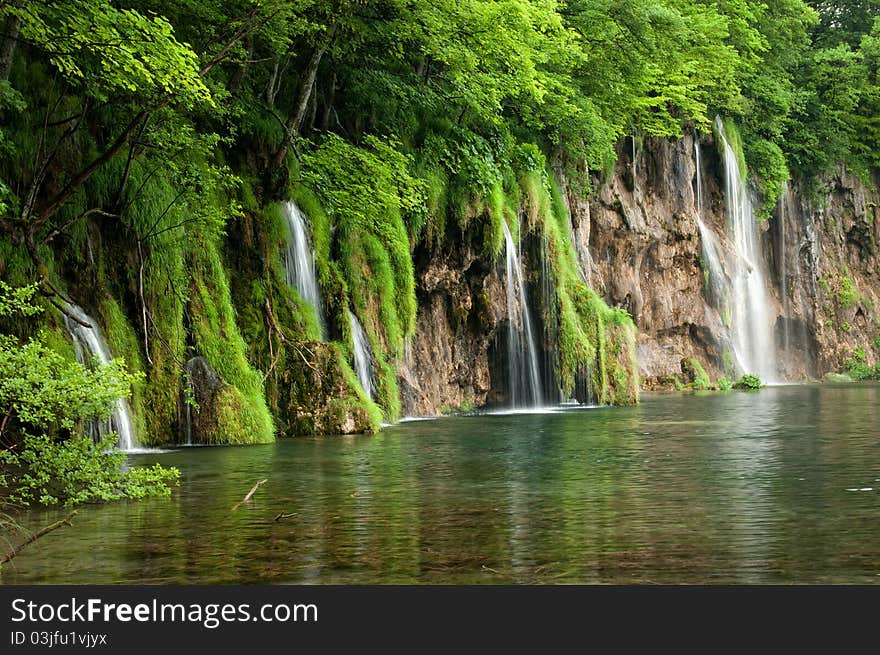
[{"x1": 0, "y1": 282, "x2": 178, "y2": 506}]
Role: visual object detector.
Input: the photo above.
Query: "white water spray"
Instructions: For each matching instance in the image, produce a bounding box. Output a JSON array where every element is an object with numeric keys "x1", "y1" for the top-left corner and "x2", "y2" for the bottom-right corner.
[
  {"x1": 714, "y1": 116, "x2": 777, "y2": 381},
  {"x1": 502, "y1": 219, "x2": 543, "y2": 408},
  {"x1": 348, "y1": 309, "x2": 375, "y2": 399},
  {"x1": 63, "y1": 304, "x2": 136, "y2": 451},
  {"x1": 282, "y1": 201, "x2": 325, "y2": 339}
]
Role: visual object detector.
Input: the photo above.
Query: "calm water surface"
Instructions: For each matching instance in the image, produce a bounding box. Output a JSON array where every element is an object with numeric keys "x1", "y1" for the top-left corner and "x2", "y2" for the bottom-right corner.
[{"x1": 3, "y1": 385, "x2": 879, "y2": 584}]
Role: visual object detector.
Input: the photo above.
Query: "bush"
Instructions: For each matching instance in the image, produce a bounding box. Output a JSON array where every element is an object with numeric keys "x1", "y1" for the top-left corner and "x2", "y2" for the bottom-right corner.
[
  {"x1": 0, "y1": 434, "x2": 179, "y2": 506},
  {"x1": 716, "y1": 377, "x2": 733, "y2": 391},
  {"x1": 733, "y1": 374, "x2": 763, "y2": 390},
  {"x1": 0, "y1": 283, "x2": 179, "y2": 506}
]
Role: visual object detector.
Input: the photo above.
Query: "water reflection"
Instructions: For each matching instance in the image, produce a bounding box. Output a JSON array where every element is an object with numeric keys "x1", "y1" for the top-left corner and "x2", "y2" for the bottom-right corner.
[{"x1": 2, "y1": 384, "x2": 879, "y2": 584}]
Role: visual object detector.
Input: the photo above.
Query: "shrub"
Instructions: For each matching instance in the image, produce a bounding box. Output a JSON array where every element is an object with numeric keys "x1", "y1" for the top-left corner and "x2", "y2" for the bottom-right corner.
[
  {"x1": 716, "y1": 377, "x2": 733, "y2": 391},
  {"x1": 733, "y1": 374, "x2": 763, "y2": 390},
  {"x1": 0, "y1": 283, "x2": 179, "y2": 506},
  {"x1": 0, "y1": 434, "x2": 179, "y2": 506}
]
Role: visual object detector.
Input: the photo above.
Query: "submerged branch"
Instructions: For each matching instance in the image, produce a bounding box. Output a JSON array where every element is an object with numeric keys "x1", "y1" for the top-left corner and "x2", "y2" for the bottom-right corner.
[{"x1": 0, "y1": 511, "x2": 78, "y2": 566}]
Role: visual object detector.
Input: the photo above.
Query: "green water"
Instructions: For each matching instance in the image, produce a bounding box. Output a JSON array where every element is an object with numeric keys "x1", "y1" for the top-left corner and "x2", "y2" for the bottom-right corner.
[{"x1": 3, "y1": 385, "x2": 879, "y2": 584}]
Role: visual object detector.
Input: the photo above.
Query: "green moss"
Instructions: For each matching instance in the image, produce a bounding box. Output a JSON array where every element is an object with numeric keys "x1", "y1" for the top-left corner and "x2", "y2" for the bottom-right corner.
[
  {"x1": 188, "y1": 232, "x2": 274, "y2": 444},
  {"x1": 40, "y1": 327, "x2": 73, "y2": 363},
  {"x1": 484, "y1": 181, "x2": 507, "y2": 259},
  {"x1": 99, "y1": 297, "x2": 148, "y2": 444},
  {"x1": 714, "y1": 117, "x2": 748, "y2": 182},
  {"x1": 337, "y1": 354, "x2": 383, "y2": 430},
  {"x1": 518, "y1": 169, "x2": 638, "y2": 405},
  {"x1": 666, "y1": 375, "x2": 685, "y2": 391},
  {"x1": 721, "y1": 350, "x2": 736, "y2": 378},
  {"x1": 838, "y1": 277, "x2": 860, "y2": 308},
  {"x1": 686, "y1": 358, "x2": 712, "y2": 390}
]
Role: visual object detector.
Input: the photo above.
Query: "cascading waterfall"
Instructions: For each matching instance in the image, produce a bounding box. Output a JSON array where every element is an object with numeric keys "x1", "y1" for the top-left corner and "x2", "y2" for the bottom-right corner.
[
  {"x1": 348, "y1": 309, "x2": 375, "y2": 399},
  {"x1": 183, "y1": 358, "x2": 197, "y2": 446},
  {"x1": 502, "y1": 219, "x2": 543, "y2": 408},
  {"x1": 696, "y1": 218, "x2": 730, "y2": 313},
  {"x1": 282, "y1": 201, "x2": 325, "y2": 339},
  {"x1": 776, "y1": 182, "x2": 813, "y2": 375},
  {"x1": 695, "y1": 138, "x2": 726, "y2": 307},
  {"x1": 714, "y1": 116, "x2": 777, "y2": 381},
  {"x1": 63, "y1": 304, "x2": 136, "y2": 451},
  {"x1": 694, "y1": 137, "x2": 704, "y2": 215},
  {"x1": 778, "y1": 181, "x2": 791, "y2": 353}
]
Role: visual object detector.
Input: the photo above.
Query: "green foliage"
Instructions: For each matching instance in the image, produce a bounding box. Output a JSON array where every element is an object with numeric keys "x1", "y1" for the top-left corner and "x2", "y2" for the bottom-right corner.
[
  {"x1": 299, "y1": 133, "x2": 421, "y2": 351},
  {"x1": 845, "y1": 346, "x2": 880, "y2": 380},
  {"x1": 717, "y1": 376, "x2": 733, "y2": 391},
  {"x1": 15, "y1": 0, "x2": 880, "y2": 445},
  {"x1": 837, "y1": 277, "x2": 861, "y2": 308},
  {"x1": 0, "y1": 284, "x2": 177, "y2": 505},
  {"x1": 666, "y1": 375, "x2": 685, "y2": 391},
  {"x1": 0, "y1": 281, "x2": 42, "y2": 318},
  {"x1": 721, "y1": 350, "x2": 736, "y2": 378},
  {"x1": 188, "y1": 233, "x2": 274, "y2": 444},
  {"x1": 5, "y1": 0, "x2": 211, "y2": 105},
  {"x1": 733, "y1": 374, "x2": 763, "y2": 389},
  {"x1": 0, "y1": 434, "x2": 179, "y2": 506},
  {"x1": 687, "y1": 358, "x2": 712, "y2": 390}
]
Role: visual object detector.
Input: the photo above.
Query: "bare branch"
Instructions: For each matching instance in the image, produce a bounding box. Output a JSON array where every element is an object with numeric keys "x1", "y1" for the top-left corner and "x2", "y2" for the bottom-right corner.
[{"x1": 1, "y1": 511, "x2": 78, "y2": 565}]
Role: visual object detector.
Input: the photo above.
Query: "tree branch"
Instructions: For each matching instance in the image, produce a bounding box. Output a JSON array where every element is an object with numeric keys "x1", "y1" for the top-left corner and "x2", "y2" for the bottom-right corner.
[{"x1": 0, "y1": 511, "x2": 77, "y2": 566}]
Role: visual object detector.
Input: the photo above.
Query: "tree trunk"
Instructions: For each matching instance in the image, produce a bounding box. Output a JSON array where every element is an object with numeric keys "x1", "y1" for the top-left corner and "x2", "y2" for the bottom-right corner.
[
  {"x1": 320, "y1": 71, "x2": 336, "y2": 131},
  {"x1": 227, "y1": 37, "x2": 253, "y2": 94},
  {"x1": 271, "y1": 35, "x2": 332, "y2": 170},
  {"x1": 0, "y1": 11, "x2": 19, "y2": 82},
  {"x1": 266, "y1": 59, "x2": 280, "y2": 108},
  {"x1": 306, "y1": 75, "x2": 318, "y2": 133}
]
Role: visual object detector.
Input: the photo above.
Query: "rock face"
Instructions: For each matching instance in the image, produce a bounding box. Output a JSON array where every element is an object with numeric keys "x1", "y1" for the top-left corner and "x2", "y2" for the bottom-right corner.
[
  {"x1": 402, "y1": 130, "x2": 879, "y2": 412},
  {"x1": 278, "y1": 340, "x2": 375, "y2": 435},
  {"x1": 183, "y1": 356, "x2": 226, "y2": 444},
  {"x1": 579, "y1": 133, "x2": 720, "y2": 387},
  {"x1": 772, "y1": 172, "x2": 879, "y2": 378},
  {"x1": 401, "y1": 223, "x2": 506, "y2": 416},
  {"x1": 575, "y1": 131, "x2": 879, "y2": 385}
]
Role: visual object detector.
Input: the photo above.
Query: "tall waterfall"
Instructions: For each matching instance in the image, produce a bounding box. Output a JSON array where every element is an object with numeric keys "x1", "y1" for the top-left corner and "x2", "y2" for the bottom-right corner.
[
  {"x1": 502, "y1": 219, "x2": 543, "y2": 408},
  {"x1": 714, "y1": 116, "x2": 777, "y2": 381},
  {"x1": 282, "y1": 201, "x2": 325, "y2": 339},
  {"x1": 63, "y1": 304, "x2": 136, "y2": 451},
  {"x1": 778, "y1": 181, "x2": 791, "y2": 353},
  {"x1": 694, "y1": 137, "x2": 704, "y2": 215},
  {"x1": 348, "y1": 309, "x2": 375, "y2": 399}
]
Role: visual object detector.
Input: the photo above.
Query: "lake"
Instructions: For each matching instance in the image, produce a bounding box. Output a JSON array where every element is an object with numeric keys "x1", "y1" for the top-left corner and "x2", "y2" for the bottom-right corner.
[{"x1": 3, "y1": 384, "x2": 879, "y2": 584}]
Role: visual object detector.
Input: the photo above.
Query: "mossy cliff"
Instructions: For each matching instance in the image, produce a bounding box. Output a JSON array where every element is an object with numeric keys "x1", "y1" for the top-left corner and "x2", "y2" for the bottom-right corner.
[{"x1": 1, "y1": 144, "x2": 638, "y2": 445}]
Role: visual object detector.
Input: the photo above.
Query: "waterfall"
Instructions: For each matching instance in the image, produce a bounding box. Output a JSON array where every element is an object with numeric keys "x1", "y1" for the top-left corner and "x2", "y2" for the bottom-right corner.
[
  {"x1": 776, "y1": 183, "x2": 813, "y2": 375},
  {"x1": 778, "y1": 181, "x2": 791, "y2": 354},
  {"x1": 714, "y1": 116, "x2": 777, "y2": 381},
  {"x1": 282, "y1": 201, "x2": 325, "y2": 339},
  {"x1": 502, "y1": 219, "x2": 543, "y2": 408},
  {"x1": 348, "y1": 309, "x2": 374, "y2": 399},
  {"x1": 696, "y1": 218, "x2": 730, "y2": 313},
  {"x1": 694, "y1": 137, "x2": 704, "y2": 215},
  {"x1": 63, "y1": 304, "x2": 136, "y2": 451},
  {"x1": 183, "y1": 360, "x2": 195, "y2": 446}
]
